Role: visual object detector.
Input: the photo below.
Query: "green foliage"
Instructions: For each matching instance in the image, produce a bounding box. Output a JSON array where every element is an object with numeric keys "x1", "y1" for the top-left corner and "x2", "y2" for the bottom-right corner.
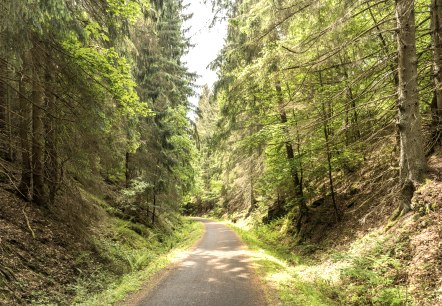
[
  {"x1": 73, "y1": 217, "x2": 203, "y2": 305},
  {"x1": 106, "y1": 0, "x2": 149, "y2": 24},
  {"x1": 340, "y1": 254, "x2": 407, "y2": 306},
  {"x1": 62, "y1": 34, "x2": 150, "y2": 117},
  {"x1": 228, "y1": 220, "x2": 414, "y2": 306},
  {"x1": 197, "y1": 0, "x2": 435, "y2": 232},
  {"x1": 228, "y1": 222, "x2": 338, "y2": 305}
]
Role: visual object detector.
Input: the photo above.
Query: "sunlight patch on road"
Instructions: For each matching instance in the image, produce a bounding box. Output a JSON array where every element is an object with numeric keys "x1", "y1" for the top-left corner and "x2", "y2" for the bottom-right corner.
[{"x1": 181, "y1": 260, "x2": 196, "y2": 267}]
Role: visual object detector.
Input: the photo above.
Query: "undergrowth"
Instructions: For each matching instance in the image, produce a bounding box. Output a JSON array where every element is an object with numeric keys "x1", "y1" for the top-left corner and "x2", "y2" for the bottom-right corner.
[
  {"x1": 228, "y1": 218, "x2": 412, "y2": 306},
  {"x1": 72, "y1": 217, "x2": 203, "y2": 305}
]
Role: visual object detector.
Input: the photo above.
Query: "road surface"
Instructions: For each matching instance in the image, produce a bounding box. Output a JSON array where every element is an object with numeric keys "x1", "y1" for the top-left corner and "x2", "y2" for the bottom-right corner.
[{"x1": 136, "y1": 218, "x2": 267, "y2": 306}]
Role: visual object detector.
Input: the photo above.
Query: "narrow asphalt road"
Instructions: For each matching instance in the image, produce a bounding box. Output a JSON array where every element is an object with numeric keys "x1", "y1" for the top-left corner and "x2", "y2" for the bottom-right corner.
[{"x1": 136, "y1": 218, "x2": 267, "y2": 306}]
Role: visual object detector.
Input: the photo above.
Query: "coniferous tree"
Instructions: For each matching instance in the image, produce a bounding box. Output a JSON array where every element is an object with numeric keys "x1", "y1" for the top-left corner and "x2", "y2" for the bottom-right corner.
[{"x1": 395, "y1": 0, "x2": 426, "y2": 216}]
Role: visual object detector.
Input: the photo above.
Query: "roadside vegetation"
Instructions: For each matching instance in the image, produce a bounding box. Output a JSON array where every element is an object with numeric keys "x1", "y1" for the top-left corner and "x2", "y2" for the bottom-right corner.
[
  {"x1": 0, "y1": 183, "x2": 203, "y2": 304},
  {"x1": 189, "y1": 1, "x2": 442, "y2": 305},
  {"x1": 1, "y1": 0, "x2": 442, "y2": 304},
  {"x1": 0, "y1": 0, "x2": 198, "y2": 304},
  {"x1": 73, "y1": 216, "x2": 203, "y2": 305},
  {"x1": 229, "y1": 213, "x2": 436, "y2": 306}
]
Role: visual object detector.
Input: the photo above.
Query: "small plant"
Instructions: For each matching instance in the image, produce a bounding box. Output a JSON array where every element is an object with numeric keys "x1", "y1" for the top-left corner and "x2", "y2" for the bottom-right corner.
[
  {"x1": 72, "y1": 218, "x2": 203, "y2": 305},
  {"x1": 340, "y1": 254, "x2": 408, "y2": 305}
]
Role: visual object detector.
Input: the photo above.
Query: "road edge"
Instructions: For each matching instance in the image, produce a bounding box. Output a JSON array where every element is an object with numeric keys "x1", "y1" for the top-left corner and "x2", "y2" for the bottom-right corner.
[
  {"x1": 116, "y1": 218, "x2": 207, "y2": 306},
  {"x1": 225, "y1": 222, "x2": 281, "y2": 306}
]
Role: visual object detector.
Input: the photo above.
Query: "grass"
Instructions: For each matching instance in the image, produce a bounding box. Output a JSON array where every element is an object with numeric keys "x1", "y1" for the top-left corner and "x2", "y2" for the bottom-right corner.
[
  {"x1": 227, "y1": 218, "x2": 411, "y2": 306},
  {"x1": 228, "y1": 221, "x2": 337, "y2": 306},
  {"x1": 72, "y1": 217, "x2": 204, "y2": 305}
]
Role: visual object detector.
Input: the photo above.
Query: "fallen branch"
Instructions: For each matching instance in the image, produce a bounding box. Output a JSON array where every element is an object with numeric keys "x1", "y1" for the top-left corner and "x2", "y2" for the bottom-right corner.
[{"x1": 22, "y1": 207, "x2": 36, "y2": 239}]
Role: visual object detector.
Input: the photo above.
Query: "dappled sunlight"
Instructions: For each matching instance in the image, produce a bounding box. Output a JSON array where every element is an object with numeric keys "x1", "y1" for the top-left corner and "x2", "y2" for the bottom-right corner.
[
  {"x1": 291, "y1": 262, "x2": 344, "y2": 284},
  {"x1": 207, "y1": 277, "x2": 218, "y2": 283},
  {"x1": 287, "y1": 227, "x2": 392, "y2": 284},
  {"x1": 236, "y1": 223, "x2": 399, "y2": 293},
  {"x1": 252, "y1": 248, "x2": 288, "y2": 268},
  {"x1": 165, "y1": 221, "x2": 259, "y2": 284},
  {"x1": 180, "y1": 247, "x2": 252, "y2": 281},
  {"x1": 213, "y1": 263, "x2": 229, "y2": 270},
  {"x1": 267, "y1": 271, "x2": 292, "y2": 284},
  {"x1": 166, "y1": 248, "x2": 192, "y2": 263},
  {"x1": 236, "y1": 273, "x2": 251, "y2": 279},
  {"x1": 234, "y1": 229, "x2": 343, "y2": 291},
  {"x1": 181, "y1": 260, "x2": 196, "y2": 267},
  {"x1": 136, "y1": 219, "x2": 266, "y2": 305}
]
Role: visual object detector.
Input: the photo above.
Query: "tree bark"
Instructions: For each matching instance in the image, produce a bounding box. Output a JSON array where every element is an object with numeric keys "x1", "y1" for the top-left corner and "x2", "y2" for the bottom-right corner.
[
  {"x1": 125, "y1": 151, "x2": 132, "y2": 188},
  {"x1": 7, "y1": 83, "x2": 14, "y2": 162},
  {"x1": 317, "y1": 71, "x2": 340, "y2": 221},
  {"x1": 431, "y1": 0, "x2": 442, "y2": 149},
  {"x1": 322, "y1": 101, "x2": 340, "y2": 221},
  {"x1": 31, "y1": 43, "x2": 48, "y2": 207},
  {"x1": 0, "y1": 59, "x2": 7, "y2": 159},
  {"x1": 275, "y1": 81, "x2": 308, "y2": 231},
  {"x1": 151, "y1": 188, "x2": 156, "y2": 225},
  {"x1": 45, "y1": 57, "x2": 58, "y2": 206},
  {"x1": 339, "y1": 53, "x2": 360, "y2": 144},
  {"x1": 245, "y1": 176, "x2": 256, "y2": 218},
  {"x1": 0, "y1": 59, "x2": 6, "y2": 132},
  {"x1": 395, "y1": 0, "x2": 426, "y2": 216},
  {"x1": 18, "y1": 72, "x2": 32, "y2": 200}
]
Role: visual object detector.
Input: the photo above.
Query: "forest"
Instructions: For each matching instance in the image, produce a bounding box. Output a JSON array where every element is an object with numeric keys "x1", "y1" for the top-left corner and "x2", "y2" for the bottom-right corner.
[{"x1": 0, "y1": 0, "x2": 441, "y2": 305}]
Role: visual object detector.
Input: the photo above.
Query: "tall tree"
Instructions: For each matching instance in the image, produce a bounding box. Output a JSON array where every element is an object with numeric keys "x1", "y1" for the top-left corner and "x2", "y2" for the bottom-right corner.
[
  {"x1": 275, "y1": 80, "x2": 307, "y2": 229},
  {"x1": 431, "y1": 0, "x2": 442, "y2": 149},
  {"x1": 31, "y1": 41, "x2": 48, "y2": 206},
  {"x1": 395, "y1": 0, "x2": 426, "y2": 216},
  {"x1": 18, "y1": 67, "x2": 32, "y2": 200}
]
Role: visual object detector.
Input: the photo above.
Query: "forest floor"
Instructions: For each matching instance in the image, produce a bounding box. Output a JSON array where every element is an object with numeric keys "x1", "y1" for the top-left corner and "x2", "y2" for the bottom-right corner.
[
  {"x1": 0, "y1": 177, "x2": 203, "y2": 305},
  {"x1": 223, "y1": 149, "x2": 442, "y2": 305}
]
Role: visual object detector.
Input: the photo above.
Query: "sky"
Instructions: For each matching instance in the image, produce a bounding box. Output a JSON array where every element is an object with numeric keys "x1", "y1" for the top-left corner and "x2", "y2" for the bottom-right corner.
[{"x1": 182, "y1": 1, "x2": 227, "y2": 112}]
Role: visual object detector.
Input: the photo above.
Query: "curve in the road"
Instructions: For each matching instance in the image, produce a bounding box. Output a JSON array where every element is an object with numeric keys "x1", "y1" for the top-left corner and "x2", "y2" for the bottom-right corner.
[{"x1": 137, "y1": 218, "x2": 267, "y2": 306}]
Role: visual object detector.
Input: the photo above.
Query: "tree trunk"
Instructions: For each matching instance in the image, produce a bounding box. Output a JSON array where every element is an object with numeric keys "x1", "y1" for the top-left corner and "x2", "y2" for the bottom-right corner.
[
  {"x1": 431, "y1": 0, "x2": 442, "y2": 149},
  {"x1": 31, "y1": 44, "x2": 48, "y2": 207},
  {"x1": 152, "y1": 188, "x2": 156, "y2": 225},
  {"x1": 45, "y1": 58, "x2": 58, "y2": 206},
  {"x1": 368, "y1": 4, "x2": 401, "y2": 148},
  {"x1": 18, "y1": 74, "x2": 32, "y2": 200},
  {"x1": 275, "y1": 81, "x2": 308, "y2": 231},
  {"x1": 7, "y1": 83, "x2": 14, "y2": 162},
  {"x1": 0, "y1": 59, "x2": 7, "y2": 159},
  {"x1": 246, "y1": 176, "x2": 256, "y2": 218},
  {"x1": 318, "y1": 71, "x2": 340, "y2": 221},
  {"x1": 395, "y1": 0, "x2": 426, "y2": 216},
  {"x1": 125, "y1": 151, "x2": 132, "y2": 188},
  {"x1": 0, "y1": 59, "x2": 6, "y2": 131},
  {"x1": 322, "y1": 102, "x2": 340, "y2": 221},
  {"x1": 340, "y1": 54, "x2": 360, "y2": 143}
]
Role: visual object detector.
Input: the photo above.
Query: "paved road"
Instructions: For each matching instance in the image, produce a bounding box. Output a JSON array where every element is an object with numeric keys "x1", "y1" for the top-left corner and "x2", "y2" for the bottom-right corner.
[{"x1": 137, "y1": 218, "x2": 267, "y2": 306}]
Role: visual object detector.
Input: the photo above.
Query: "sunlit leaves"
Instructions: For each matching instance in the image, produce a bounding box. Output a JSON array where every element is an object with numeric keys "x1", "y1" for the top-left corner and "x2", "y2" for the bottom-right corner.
[
  {"x1": 84, "y1": 22, "x2": 110, "y2": 42},
  {"x1": 106, "y1": 0, "x2": 150, "y2": 24},
  {"x1": 62, "y1": 33, "x2": 151, "y2": 117}
]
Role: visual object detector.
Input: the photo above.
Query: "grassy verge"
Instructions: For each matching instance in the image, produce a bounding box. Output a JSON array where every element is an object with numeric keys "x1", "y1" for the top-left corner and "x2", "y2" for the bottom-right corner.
[
  {"x1": 73, "y1": 217, "x2": 204, "y2": 305},
  {"x1": 228, "y1": 223, "x2": 337, "y2": 305},
  {"x1": 228, "y1": 219, "x2": 410, "y2": 306}
]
